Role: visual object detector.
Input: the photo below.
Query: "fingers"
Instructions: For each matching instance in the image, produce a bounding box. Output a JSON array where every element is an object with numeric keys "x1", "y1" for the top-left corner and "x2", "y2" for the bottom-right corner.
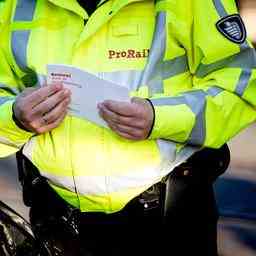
[
  {"x1": 41, "y1": 97, "x2": 70, "y2": 124},
  {"x1": 98, "y1": 104, "x2": 138, "y2": 127},
  {"x1": 31, "y1": 88, "x2": 70, "y2": 117},
  {"x1": 101, "y1": 100, "x2": 136, "y2": 117},
  {"x1": 28, "y1": 97, "x2": 70, "y2": 134},
  {"x1": 107, "y1": 121, "x2": 143, "y2": 140},
  {"x1": 108, "y1": 125, "x2": 140, "y2": 140},
  {"x1": 13, "y1": 84, "x2": 71, "y2": 134},
  {"x1": 36, "y1": 109, "x2": 68, "y2": 134},
  {"x1": 28, "y1": 92, "x2": 70, "y2": 133},
  {"x1": 98, "y1": 98, "x2": 154, "y2": 141},
  {"x1": 26, "y1": 84, "x2": 63, "y2": 107}
]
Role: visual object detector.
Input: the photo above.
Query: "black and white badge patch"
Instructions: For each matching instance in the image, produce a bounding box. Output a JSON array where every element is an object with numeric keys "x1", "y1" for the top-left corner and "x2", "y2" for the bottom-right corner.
[{"x1": 216, "y1": 14, "x2": 246, "y2": 44}]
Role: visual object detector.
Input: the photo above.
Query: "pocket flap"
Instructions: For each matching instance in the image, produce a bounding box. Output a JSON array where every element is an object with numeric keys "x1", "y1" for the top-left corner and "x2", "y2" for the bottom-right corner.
[{"x1": 112, "y1": 23, "x2": 139, "y2": 36}]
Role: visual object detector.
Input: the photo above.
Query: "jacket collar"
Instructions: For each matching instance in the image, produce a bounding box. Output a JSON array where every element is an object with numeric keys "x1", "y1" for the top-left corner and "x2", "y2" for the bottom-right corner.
[
  {"x1": 47, "y1": 0, "x2": 146, "y2": 46},
  {"x1": 47, "y1": 0, "x2": 144, "y2": 19},
  {"x1": 47, "y1": 0, "x2": 88, "y2": 19}
]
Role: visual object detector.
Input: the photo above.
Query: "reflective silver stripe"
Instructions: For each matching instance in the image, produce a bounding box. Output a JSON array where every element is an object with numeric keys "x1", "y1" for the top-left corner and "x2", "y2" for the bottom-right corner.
[
  {"x1": 42, "y1": 147, "x2": 198, "y2": 197},
  {"x1": 196, "y1": 48, "x2": 256, "y2": 78},
  {"x1": 174, "y1": 145, "x2": 200, "y2": 166},
  {"x1": 142, "y1": 11, "x2": 188, "y2": 93},
  {"x1": 139, "y1": 11, "x2": 166, "y2": 95},
  {"x1": 12, "y1": 0, "x2": 36, "y2": 72},
  {"x1": 11, "y1": 30, "x2": 30, "y2": 71},
  {"x1": 184, "y1": 91, "x2": 207, "y2": 145},
  {"x1": 0, "y1": 136, "x2": 23, "y2": 148},
  {"x1": 151, "y1": 91, "x2": 206, "y2": 145},
  {"x1": 150, "y1": 96, "x2": 184, "y2": 106},
  {"x1": 41, "y1": 167, "x2": 162, "y2": 195},
  {"x1": 235, "y1": 69, "x2": 252, "y2": 96},
  {"x1": 151, "y1": 88, "x2": 224, "y2": 146},
  {"x1": 100, "y1": 70, "x2": 143, "y2": 91},
  {"x1": 22, "y1": 137, "x2": 35, "y2": 163},
  {"x1": 155, "y1": 140, "x2": 199, "y2": 175},
  {"x1": 162, "y1": 55, "x2": 188, "y2": 79},
  {"x1": 0, "y1": 97, "x2": 14, "y2": 105},
  {"x1": 156, "y1": 140, "x2": 177, "y2": 162},
  {"x1": 39, "y1": 145, "x2": 198, "y2": 195},
  {"x1": 235, "y1": 50, "x2": 251, "y2": 96},
  {"x1": 24, "y1": 140, "x2": 197, "y2": 198},
  {"x1": 13, "y1": 0, "x2": 36, "y2": 21},
  {"x1": 100, "y1": 53, "x2": 188, "y2": 92},
  {"x1": 0, "y1": 84, "x2": 19, "y2": 95},
  {"x1": 206, "y1": 86, "x2": 224, "y2": 97},
  {"x1": 212, "y1": 0, "x2": 227, "y2": 17}
]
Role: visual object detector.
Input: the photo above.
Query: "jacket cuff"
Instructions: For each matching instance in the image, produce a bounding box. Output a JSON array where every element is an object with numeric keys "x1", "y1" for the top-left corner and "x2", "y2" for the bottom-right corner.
[
  {"x1": 12, "y1": 102, "x2": 31, "y2": 132},
  {"x1": 0, "y1": 100, "x2": 34, "y2": 141},
  {"x1": 145, "y1": 99, "x2": 155, "y2": 139},
  {"x1": 148, "y1": 104, "x2": 195, "y2": 142}
]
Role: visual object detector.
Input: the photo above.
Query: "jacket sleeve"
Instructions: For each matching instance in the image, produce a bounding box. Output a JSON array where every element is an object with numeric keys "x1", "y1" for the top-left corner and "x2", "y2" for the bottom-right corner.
[
  {"x1": 149, "y1": 0, "x2": 256, "y2": 149},
  {"x1": 0, "y1": 48, "x2": 33, "y2": 157}
]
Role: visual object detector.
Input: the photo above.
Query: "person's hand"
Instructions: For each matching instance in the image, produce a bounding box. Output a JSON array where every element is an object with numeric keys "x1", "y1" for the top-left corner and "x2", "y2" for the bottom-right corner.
[
  {"x1": 98, "y1": 97, "x2": 154, "y2": 140},
  {"x1": 13, "y1": 84, "x2": 71, "y2": 134}
]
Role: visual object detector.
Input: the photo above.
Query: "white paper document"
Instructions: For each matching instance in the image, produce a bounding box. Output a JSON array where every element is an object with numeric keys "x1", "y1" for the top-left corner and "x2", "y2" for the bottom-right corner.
[{"x1": 47, "y1": 64, "x2": 130, "y2": 128}]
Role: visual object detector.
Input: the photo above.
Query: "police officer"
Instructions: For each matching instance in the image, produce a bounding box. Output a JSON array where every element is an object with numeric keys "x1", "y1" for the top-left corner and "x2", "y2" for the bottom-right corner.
[{"x1": 0, "y1": 0, "x2": 256, "y2": 255}]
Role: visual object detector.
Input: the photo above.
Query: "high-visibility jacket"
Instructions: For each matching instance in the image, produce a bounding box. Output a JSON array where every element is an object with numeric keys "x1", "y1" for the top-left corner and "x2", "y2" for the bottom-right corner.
[{"x1": 0, "y1": 0, "x2": 256, "y2": 213}]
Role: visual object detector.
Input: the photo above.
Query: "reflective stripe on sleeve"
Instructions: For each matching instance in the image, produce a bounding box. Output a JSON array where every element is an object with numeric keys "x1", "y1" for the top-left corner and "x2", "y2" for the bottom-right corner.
[
  {"x1": 0, "y1": 97, "x2": 14, "y2": 106},
  {"x1": 151, "y1": 87, "x2": 224, "y2": 146},
  {"x1": 196, "y1": 48, "x2": 256, "y2": 78},
  {"x1": 0, "y1": 84, "x2": 19, "y2": 96},
  {"x1": 206, "y1": 86, "x2": 224, "y2": 97},
  {"x1": 162, "y1": 55, "x2": 188, "y2": 79},
  {"x1": 11, "y1": 0, "x2": 37, "y2": 72},
  {"x1": 212, "y1": 0, "x2": 227, "y2": 17},
  {"x1": 235, "y1": 69, "x2": 252, "y2": 96}
]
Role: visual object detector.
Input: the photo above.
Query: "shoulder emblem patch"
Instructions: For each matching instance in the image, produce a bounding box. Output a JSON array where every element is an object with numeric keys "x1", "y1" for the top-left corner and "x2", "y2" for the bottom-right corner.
[{"x1": 216, "y1": 14, "x2": 246, "y2": 44}]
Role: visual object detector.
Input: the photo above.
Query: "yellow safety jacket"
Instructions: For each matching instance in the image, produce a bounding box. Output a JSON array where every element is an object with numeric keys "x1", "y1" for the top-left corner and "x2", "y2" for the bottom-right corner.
[{"x1": 0, "y1": 0, "x2": 256, "y2": 213}]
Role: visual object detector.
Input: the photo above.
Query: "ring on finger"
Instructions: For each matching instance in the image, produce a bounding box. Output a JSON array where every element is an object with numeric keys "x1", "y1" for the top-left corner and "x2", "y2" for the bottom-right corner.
[{"x1": 42, "y1": 115, "x2": 48, "y2": 124}]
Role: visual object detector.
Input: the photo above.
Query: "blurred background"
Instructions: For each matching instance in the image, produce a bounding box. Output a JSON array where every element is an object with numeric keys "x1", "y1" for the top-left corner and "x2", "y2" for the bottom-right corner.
[
  {"x1": 216, "y1": 1, "x2": 256, "y2": 256},
  {"x1": 238, "y1": 0, "x2": 256, "y2": 46},
  {"x1": 0, "y1": 1, "x2": 255, "y2": 256}
]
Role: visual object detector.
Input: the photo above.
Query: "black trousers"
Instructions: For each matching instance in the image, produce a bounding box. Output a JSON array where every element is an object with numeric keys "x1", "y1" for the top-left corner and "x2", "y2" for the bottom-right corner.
[{"x1": 26, "y1": 145, "x2": 230, "y2": 256}]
